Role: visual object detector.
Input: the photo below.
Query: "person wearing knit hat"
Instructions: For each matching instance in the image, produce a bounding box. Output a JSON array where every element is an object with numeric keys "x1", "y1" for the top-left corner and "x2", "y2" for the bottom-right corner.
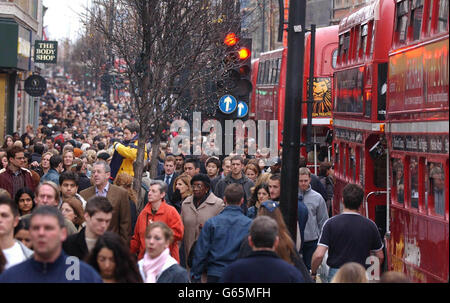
[
  {"x1": 180, "y1": 173, "x2": 224, "y2": 268},
  {"x1": 190, "y1": 173, "x2": 211, "y2": 191}
]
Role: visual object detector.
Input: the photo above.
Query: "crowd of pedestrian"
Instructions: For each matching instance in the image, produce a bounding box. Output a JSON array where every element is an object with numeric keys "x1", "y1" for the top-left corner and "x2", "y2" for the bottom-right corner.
[{"x1": 0, "y1": 77, "x2": 412, "y2": 284}]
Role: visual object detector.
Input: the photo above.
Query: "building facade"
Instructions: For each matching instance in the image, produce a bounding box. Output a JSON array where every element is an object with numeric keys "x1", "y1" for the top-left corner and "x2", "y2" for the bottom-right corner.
[
  {"x1": 0, "y1": 0, "x2": 45, "y2": 142},
  {"x1": 243, "y1": 0, "x2": 371, "y2": 58}
]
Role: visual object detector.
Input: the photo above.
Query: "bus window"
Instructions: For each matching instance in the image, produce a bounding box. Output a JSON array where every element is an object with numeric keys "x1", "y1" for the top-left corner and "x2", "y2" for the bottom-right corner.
[
  {"x1": 334, "y1": 143, "x2": 339, "y2": 173},
  {"x1": 338, "y1": 34, "x2": 344, "y2": 61},
  {"x1": 396, "y1": 0, "x2": 409, "y2": 43},
  {"x1": 429, "y1": 162, "x2": 445, "y2": 216},
  {"x1": 342, "y1": 144, "x2": 347, "y2": 178},
  {"x1": 426, "y1": 0, "x2": 434, "y2": 34},
  {"x1": 343, "y1": 32, "x2": 350, "y2": 61},
  {"x1": 392, "y1": 158, "x2": 404, "y2": 203},
  {"x1": 369, "y1": 21, "x2": 375, "y2": 56},
  {"x1": 438, "y1": 0, "x2": 449, "y2": 32},
  {"x1": 360, "y1": 23, "x2": 368, "y2": 58},
  {"x1": 271, "y1": 59, "x2": 278, "y2": 84},
  {"x1": 274, "y1": 58, "x2": 281, "y2": 84},
  {"x1": 411, "y1": 0, "x2": 424, "y2": 41},
  {"x1": 359, "y1": 147, "x2": 364, "y2": 187},
  {"x1": 267, "y1": 60, "x2": 273, "y2": 84},
  {"x1": 264, "y1": 60, "x2": 270, "y2": 84},
  {"x1": 257, "y1": 61, "x2": 265, "y2": 84},
  {"x1": 349, "y1": 147, "x2": 356, "y2": 181},
  {"x1": 410, "y1": 156, "x2": 419, "y2": 208},
  {"x1": 332, "y1": 49, "x2": 338, "y2": 69}
]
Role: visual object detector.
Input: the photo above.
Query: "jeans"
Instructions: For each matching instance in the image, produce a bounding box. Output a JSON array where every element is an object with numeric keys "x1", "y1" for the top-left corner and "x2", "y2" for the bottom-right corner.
[
  {"x1": 301, "y1": 239, "x2": 318, "y2": 270},
  {"x1": 327, "y1": 267, "x2": 339, "y2": 282}
]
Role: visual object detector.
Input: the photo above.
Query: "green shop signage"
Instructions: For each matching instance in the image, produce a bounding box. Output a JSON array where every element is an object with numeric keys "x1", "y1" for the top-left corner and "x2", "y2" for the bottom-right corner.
[{"x1": 34, "y1": 40, "x2": 58, "y2": 64}]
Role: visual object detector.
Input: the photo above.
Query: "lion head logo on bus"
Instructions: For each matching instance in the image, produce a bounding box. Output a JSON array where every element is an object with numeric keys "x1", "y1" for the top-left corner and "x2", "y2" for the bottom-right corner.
[{"x1": 308, "y1": 77, "x2": 332, "y2": 117}]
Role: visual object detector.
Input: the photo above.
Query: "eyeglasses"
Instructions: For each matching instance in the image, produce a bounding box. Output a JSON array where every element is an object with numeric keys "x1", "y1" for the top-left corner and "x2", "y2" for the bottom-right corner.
[{"x1": 260, "y1": 201, "x2": 279, "y2": 212}]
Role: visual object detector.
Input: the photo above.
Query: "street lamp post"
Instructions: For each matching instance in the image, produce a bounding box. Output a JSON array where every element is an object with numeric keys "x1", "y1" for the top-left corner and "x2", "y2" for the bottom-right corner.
[{"x1": 280, "y1": 0, "x2": 306, "y2": 243}]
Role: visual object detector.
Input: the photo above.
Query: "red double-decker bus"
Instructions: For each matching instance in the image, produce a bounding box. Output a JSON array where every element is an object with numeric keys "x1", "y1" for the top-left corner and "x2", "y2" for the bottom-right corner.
[
  {"x1": 251, "y1": 25, "x2": 338, "y2": 166},
  {"x1": 385, "y1": 0, "x2": 449, "y2": 283},
  {"x1": 331, "y1": 0, "x2": 395, "y2": 232}
]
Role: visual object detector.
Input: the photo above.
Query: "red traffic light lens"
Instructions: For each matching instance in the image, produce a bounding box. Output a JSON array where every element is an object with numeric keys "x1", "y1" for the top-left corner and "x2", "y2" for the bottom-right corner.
[
  {"x1": 238, "y1": 47, "x2": 250, "y2": 60},
  {"x1": 224, "y1": 33, "x2": 238, "y2": 46}
]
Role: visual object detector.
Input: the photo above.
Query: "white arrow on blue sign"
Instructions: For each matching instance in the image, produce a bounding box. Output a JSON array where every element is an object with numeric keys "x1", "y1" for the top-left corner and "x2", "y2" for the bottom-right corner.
[
  {"x1": 218, "y1": 95, "x2": 237, "y2": 114},
  {"x1": 237, "y1": 101, "x2": 249, "y2": 118}
]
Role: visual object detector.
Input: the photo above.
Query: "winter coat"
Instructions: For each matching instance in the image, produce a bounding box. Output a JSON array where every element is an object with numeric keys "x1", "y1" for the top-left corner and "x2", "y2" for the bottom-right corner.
[
  {"x1": 180, "y1": 192, "x2": 224, "y2": 267},
  {"x1": 221, "y1": 250, "x2": 305, "y2": 283},
  {"x1": 214, "y1": 174, "x2": 254, "y2": 214},
  {"x1": 80, "y1": 184, "x2": 131, "y2": 245},
  {"x1": 0, "y1": 167, "x2": 36, "y2": 198},
  {"x1": 190, "y1": 205, "x2": 251, "y2": 280},
  {"x1": 138, "y1": 256, "x2": 189, "y2": 283},
  {"x1": 40, "y1": 168, "x2": 60, "y2": 185},
  {"x1": 110, "y1": 136, "x2": 147, "y2": 179},
  {"x1": 130, "y1": 200, "x2": 183, "y2": 262}
]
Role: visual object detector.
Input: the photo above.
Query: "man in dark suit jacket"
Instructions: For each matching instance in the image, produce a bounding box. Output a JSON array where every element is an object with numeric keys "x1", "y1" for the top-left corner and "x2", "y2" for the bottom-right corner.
[
  {"x1": 221, "y1": 216, "x2": 306, "y2": 283},
  {"x1": 63, "y1": 196, "x2": 113, "y2": 260},
  {"x1": 80, "y1": 161, "x2": 131, "y2": 245},
  {"x1": 156, "y1": 155, "x2": 179, "y2": 206}
]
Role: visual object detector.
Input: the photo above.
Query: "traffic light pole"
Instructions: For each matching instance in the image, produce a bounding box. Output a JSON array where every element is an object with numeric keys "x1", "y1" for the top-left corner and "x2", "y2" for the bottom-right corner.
[
  {"x1": 280, "y1": 0, "x2": 306, "y2": 242},
  {"x1": 306, "y1": 24, "x2": 315, "y2": 153}
]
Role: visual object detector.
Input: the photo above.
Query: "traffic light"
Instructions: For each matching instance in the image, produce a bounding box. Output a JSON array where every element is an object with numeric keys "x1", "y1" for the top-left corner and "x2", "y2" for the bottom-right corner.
[
  {"x1": 217, "y1": 33, "x2": 252, "y2": 120},
  {"x1": 101, "y1": 73, "x2": 111, "y2": 103}
]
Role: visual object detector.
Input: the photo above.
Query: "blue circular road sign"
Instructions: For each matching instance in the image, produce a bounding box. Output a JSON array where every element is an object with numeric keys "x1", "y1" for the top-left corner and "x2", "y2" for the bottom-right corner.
[
  {"x1": 218, "y1": 95, "x2": 237, "y2": 114},
  {"x1": 237, "y1": 101, "x2": 249, "y2": 118}
]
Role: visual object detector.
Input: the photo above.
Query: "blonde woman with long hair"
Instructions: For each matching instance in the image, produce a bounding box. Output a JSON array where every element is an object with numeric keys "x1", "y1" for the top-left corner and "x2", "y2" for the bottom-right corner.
[{"x1": 114, "y1": 172, "x2": 138, "y2": 235}]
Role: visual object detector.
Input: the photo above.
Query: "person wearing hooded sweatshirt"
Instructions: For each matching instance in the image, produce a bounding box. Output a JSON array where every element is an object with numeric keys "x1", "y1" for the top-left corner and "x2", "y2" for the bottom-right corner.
[{"x1": 110, "y1": 121, "x2": 147, "y2": 181}]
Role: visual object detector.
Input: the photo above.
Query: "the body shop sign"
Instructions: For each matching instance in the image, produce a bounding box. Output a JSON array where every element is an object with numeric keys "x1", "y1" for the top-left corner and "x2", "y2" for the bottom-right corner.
[{"x1": 34, "y1": 40, "x2": 58, "y2": 63}]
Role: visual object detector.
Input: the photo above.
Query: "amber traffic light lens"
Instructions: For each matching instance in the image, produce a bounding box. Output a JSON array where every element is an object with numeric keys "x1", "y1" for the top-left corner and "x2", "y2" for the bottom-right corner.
[{"x1": 238, "y1": 47, "x2": 250, "y2": 60}]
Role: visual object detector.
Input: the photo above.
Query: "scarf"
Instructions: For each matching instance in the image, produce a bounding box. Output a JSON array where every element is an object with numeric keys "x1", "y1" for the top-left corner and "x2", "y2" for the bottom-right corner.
[{"x1": 142, "y1": 248, "x2": 170, "y2": 283}]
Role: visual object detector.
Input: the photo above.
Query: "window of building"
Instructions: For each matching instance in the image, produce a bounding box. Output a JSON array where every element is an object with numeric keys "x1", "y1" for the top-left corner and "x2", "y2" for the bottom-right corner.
[
  {"x1": 392, "y1": 158, "x2": 404, "y2": 203},
  {"x1": 428, "y1": 162, "x2": 445, "y2": 216},
  {"x1": 438, "y1": 0, "x2": 449, "y2": 32},
  {"x1": 396, "y1": 0, "x2": 410, "y2": 43},
  {"x1": 411, "y1": 0, "x2": 424, "y2": 41},
  {"x1": 409, "y1": 156, "x2": 419, "y2": 208}
]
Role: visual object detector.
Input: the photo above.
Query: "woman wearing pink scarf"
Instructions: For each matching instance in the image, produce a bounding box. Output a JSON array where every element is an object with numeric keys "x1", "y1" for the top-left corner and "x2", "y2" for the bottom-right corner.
[{"x1": 138, "y1": 222, "x2": 189, "y2": 283}]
